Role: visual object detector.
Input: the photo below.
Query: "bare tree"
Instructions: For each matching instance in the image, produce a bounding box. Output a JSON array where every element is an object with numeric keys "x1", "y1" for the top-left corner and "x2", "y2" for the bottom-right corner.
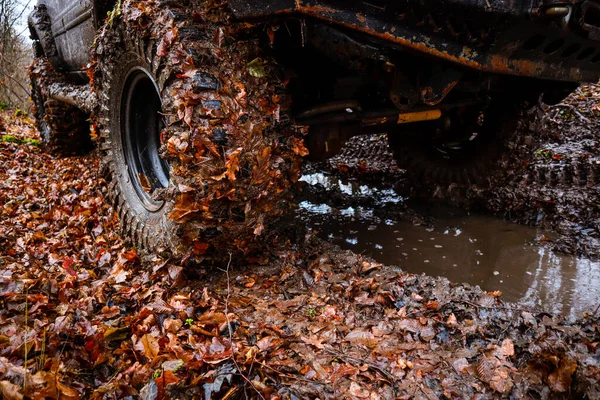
[{"x1": 0, "y1": 0, "x2": 33, "y2": 109}]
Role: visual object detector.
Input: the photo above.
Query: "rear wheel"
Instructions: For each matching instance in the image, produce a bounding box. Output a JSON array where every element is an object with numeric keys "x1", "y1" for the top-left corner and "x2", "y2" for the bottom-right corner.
[
  {"x1": 388, "y1": 101, "x2": 540, "y2": 186},
  {"x1": 93, "y1": 4, "x2": 303, "y2": 259},
  {"x1": 29, "y1": 58, "x2": 91, "y2": 155}
]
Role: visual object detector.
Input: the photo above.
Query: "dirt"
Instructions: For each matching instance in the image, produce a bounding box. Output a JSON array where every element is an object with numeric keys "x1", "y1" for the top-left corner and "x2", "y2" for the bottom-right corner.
[{"x1": 0, "y1": 101, "x2": 599, "y2": 399}]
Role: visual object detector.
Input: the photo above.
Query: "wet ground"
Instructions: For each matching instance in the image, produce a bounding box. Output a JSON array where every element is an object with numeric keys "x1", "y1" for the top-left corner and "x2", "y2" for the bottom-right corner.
[
  {"x1": 297, "y1": 122, "x2": 600, "y2": 321},
  {"x1": 2, "y1": 95, "x2": 600, "y2": 398}
]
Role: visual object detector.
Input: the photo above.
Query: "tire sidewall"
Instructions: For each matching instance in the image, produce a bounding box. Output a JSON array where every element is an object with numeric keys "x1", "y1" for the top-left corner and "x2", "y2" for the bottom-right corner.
[{"x1": 105, "y1": 47, "x2": 173, "y2": 246}]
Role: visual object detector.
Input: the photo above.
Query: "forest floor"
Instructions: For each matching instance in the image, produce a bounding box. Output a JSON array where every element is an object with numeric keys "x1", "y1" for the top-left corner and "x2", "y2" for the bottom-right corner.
[{"x1": 0, "y1": 91, "x2": 599, "y2": 399}]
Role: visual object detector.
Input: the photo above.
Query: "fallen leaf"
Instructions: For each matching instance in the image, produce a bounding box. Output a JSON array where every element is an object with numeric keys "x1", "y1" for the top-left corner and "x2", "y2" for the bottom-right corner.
[
  {"x1": 548, "y1": 356, "x2": 577, "y2": 393},
  {"x1": 140, "y1": 334, "x2": 160, "y2": 360}
]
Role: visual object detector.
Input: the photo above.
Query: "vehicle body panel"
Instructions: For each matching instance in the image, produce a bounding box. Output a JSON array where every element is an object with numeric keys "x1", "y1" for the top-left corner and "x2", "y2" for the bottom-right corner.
[
  {"x1": 29, "y1": 0, "x2": 600, "y2": 82},
  {"x1": 34, "y1": 0, "x2": 96, "y2": 71},
  {"x1": 229, "y1": 0, "x2": 600, "y2": 82}
]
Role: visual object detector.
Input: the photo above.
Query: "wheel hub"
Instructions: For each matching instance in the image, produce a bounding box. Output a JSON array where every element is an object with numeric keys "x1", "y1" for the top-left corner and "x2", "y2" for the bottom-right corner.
[{"x1": 121, "y1": 68, "x2": 169, "y2": 212}]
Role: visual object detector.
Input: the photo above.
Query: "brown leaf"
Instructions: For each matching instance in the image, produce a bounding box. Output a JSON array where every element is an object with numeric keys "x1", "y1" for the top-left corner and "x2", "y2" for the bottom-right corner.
[
  {"x1": 501, "y1": 339, "x2": 515, "y2": 358},
  {"x1": 57, "y1": 381, "x2": 80, "y2": 400},
  {"x1": 0, "y1": 381, "x2": 23, "y2": 400},
  {"x1": 170, "y1": 193, "x2": 200, "y2": 223},
  {"x1": 192, "y1": 241, "x2": 210, "y2": 255},
  {"x1": 477, "y1": 351, "x2": 514, "y2": 393},
  {"x1": 155, "y1": 369, "x2": 179, "y2": 393},
  {"x1": 212, "y1": 147, "x2": 242, "y2": 182},
  {"x1": 163, "y1": 318, "x2": 183, "y2": 333},
  {"x1": 446, "y1": 313, "x2": 458, "y2": 328},
  {"x1": 257, "y1": 336, "x2": 285, "y2": 352},
  {"x1": 453, "y1": 358, "x2": 469, "y2": 374},
  {"x1": 548, "y1": 356, "x2": 577, "y2": 393},
  {"x1": 291, "y1": 137, "x2": 309, "y2": 157},
  {"x1": 424, "y1": 300, "x2": 439, "y2": 310},
  {"x1": 157, "y1": 27, "x2": 178, "y2": 57},
  {"x1": 344, "y1": 329, "x2": 378, "y2": 348},
  {"x1": 196, "y1": 312, "x2": 227, "y2": 326},
  {"x1": 138, "y1": 173, "x2": 152, "y2": 193},
  {"x1": 300, "y1": 335, "x2": 325, "y2": 350},
  {"x1": 140, "y1": 334, "x2": 160, "y2": 360}
]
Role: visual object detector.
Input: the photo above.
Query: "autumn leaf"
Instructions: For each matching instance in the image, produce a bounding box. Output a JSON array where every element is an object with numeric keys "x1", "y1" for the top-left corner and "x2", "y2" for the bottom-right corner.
[
  {"x1": 0, "y1": 381, "x2": 23, "y2": 400},
  {"x1": 247, "y1": 58, "x2": 266, "y2": 78},
  {"x1": 212, "y1": 147, "x2": 242, "y2": 182},
  {"x1": 139, "y1": 334, "x2": 160, "y2": 360},
  {"x1": 547, "y1": 356, "x2": 577, "y2": 392},
  {"x1": 424, "y1": 300, "x2": 439, "y2": 310},
  {"x1": 344, "y1": 329, "x2": 378, "y2": 348},
  {"x1": 62, "y1": 257, "x2": 77, "y2": 278},
  {"x1": 162, "y1": 359, "x2": 184, "y2": 372},
  {"x1": 138, "y1": 172, "x2": 152, "y2": 193},
  {"x1": 157, "y1": 27, "x2": 178, "y2": 57},
  {"x1": 196, "y1": 312, "x2": 227, "y2": 326},
  {"x1": 291, "y1": 137, "x2": 309, "y2": 157},
  {"x1": 170, "y1": 193, "x2": 200, "y2": 222},
  {"x1": 57, "y1": 381, "x2": 80, "y2": 400},
  {"x1": 300, "y1": 335, "x2": 325, "y2": 350}
]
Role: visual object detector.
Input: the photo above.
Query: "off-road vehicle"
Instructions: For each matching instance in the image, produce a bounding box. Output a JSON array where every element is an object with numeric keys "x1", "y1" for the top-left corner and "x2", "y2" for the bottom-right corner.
[{"x1": 28, "y1": 0, "x2": 600, "y2": 257}]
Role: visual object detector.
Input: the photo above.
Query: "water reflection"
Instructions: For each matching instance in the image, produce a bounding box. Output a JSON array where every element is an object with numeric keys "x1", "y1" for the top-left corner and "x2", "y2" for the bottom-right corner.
[
  {"x1": 520, "y1": 248, "x2": 600, "y2": 320},
  {"x1": 297, "y1": 174, "x2": 600, "y2": 320}
]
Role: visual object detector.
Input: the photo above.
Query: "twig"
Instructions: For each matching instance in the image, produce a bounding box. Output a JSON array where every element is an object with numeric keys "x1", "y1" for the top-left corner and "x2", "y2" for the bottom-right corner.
[
  {"x1": 322, "y1": 348, "x2": 396, "y2": 385},
  {"x1": 221, "y1": 385, "x2": 241, "y2": 400},
  {"x1": 554, "y1": 103, "x2": 592, "y2": 124},
  {"x1": 257, "y1": 361, "x2": 322, "y2": 384}
]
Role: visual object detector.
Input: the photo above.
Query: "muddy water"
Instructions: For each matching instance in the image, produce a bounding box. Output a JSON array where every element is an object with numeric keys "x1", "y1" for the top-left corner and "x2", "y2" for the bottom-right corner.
[{"x1": 297, "y1": 172, "x2": 600, "y2": 320}]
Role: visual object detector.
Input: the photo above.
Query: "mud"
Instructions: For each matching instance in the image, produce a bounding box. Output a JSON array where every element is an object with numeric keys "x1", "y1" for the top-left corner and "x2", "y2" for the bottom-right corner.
[
  {"x1": 92, "y1": 0, "x2": 306, "y2": 258},
  {"x1": 298, "y1": 86, "x2": 600, "y2": 319},
  {"x1": 296, "y1": 172, "x2": 600, "y2": 320},
  {"x1": 2, "y1": 105, "x2": 600, "y2": 398},
  {"x1": 317, "y1": 90, "x2": 600, "y2": 259}
]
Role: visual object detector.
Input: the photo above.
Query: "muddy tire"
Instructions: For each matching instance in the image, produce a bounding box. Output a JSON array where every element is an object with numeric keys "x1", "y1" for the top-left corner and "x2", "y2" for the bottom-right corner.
[
  {"x1": 93, "y1": 3, "x2": 304, "y2": 259},
  {"x1": 29, "y1": 58, "x2": 92, "y2": 155},
  {"x1": 388, "y1": 102, "x2": 541, "y2": 187}
]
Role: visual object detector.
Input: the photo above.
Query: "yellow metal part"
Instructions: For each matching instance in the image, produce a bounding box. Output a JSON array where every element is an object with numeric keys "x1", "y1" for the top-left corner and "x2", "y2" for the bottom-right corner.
[
  {"x1": 545, "y1": 6, "x2": 570, "y2": 16},
  {"x1": 397, "y1": 109, "x2": 442, "y2": 124}
]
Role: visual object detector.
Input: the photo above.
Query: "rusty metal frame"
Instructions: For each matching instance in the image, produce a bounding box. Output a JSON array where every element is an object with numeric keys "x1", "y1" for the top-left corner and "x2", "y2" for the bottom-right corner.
[{"x1": 229, "y1": 0, "x2": 600, "y2": 83}]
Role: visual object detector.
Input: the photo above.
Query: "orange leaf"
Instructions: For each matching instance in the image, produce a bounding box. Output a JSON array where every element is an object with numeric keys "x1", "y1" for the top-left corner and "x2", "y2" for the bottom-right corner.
[
  {"x1": 157, "y1": 27, "x2": 178, "y2": 57},
  {"x1": 212, "y1": 147, "x2": 243, "y2": 182},
  {"x1": 0, "y1": 381, "x2": 23, "y2": 400},
  {"x1": 192, "y1": 241, "x2": 210, "y2": 255},
  {"x1": 547, "y1": 356, "x2": 577, "y2": 393},
  {"x1": 424, "y1": 300, "x2": 439, "y2": 310},
  {"x1": 291, "y1": 137, "x2": 309, "y2": 157},
  {"x1": 155, "y1": 370, "x2": 179, "y2": 392},
  {"x1": 140, "y1": 334, "x2": 160, "y2": 360},
  {"x1": 225, "y1": 147, "x2": 242, "y2": 182},
  {"x1": 170, "y1": 193, "x2": 199, "y2": 222},
  {"x1": 57, "y1": 381, "x2": 80, "y2": 400},
  {"x1": 196, "y1": 312, "x2": 227, "y2": 326}
]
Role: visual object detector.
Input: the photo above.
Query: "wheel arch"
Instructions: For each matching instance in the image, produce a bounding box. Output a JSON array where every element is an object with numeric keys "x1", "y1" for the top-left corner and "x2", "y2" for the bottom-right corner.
[{"x1": 28, "y1": 4, "x2": 62, "y2": 68}]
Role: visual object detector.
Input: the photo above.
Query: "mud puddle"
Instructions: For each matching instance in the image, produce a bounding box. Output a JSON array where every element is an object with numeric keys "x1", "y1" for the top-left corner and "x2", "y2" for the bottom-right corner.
[{"x1": 296, "y1": 171, "x2": 600, "y2": 320}]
